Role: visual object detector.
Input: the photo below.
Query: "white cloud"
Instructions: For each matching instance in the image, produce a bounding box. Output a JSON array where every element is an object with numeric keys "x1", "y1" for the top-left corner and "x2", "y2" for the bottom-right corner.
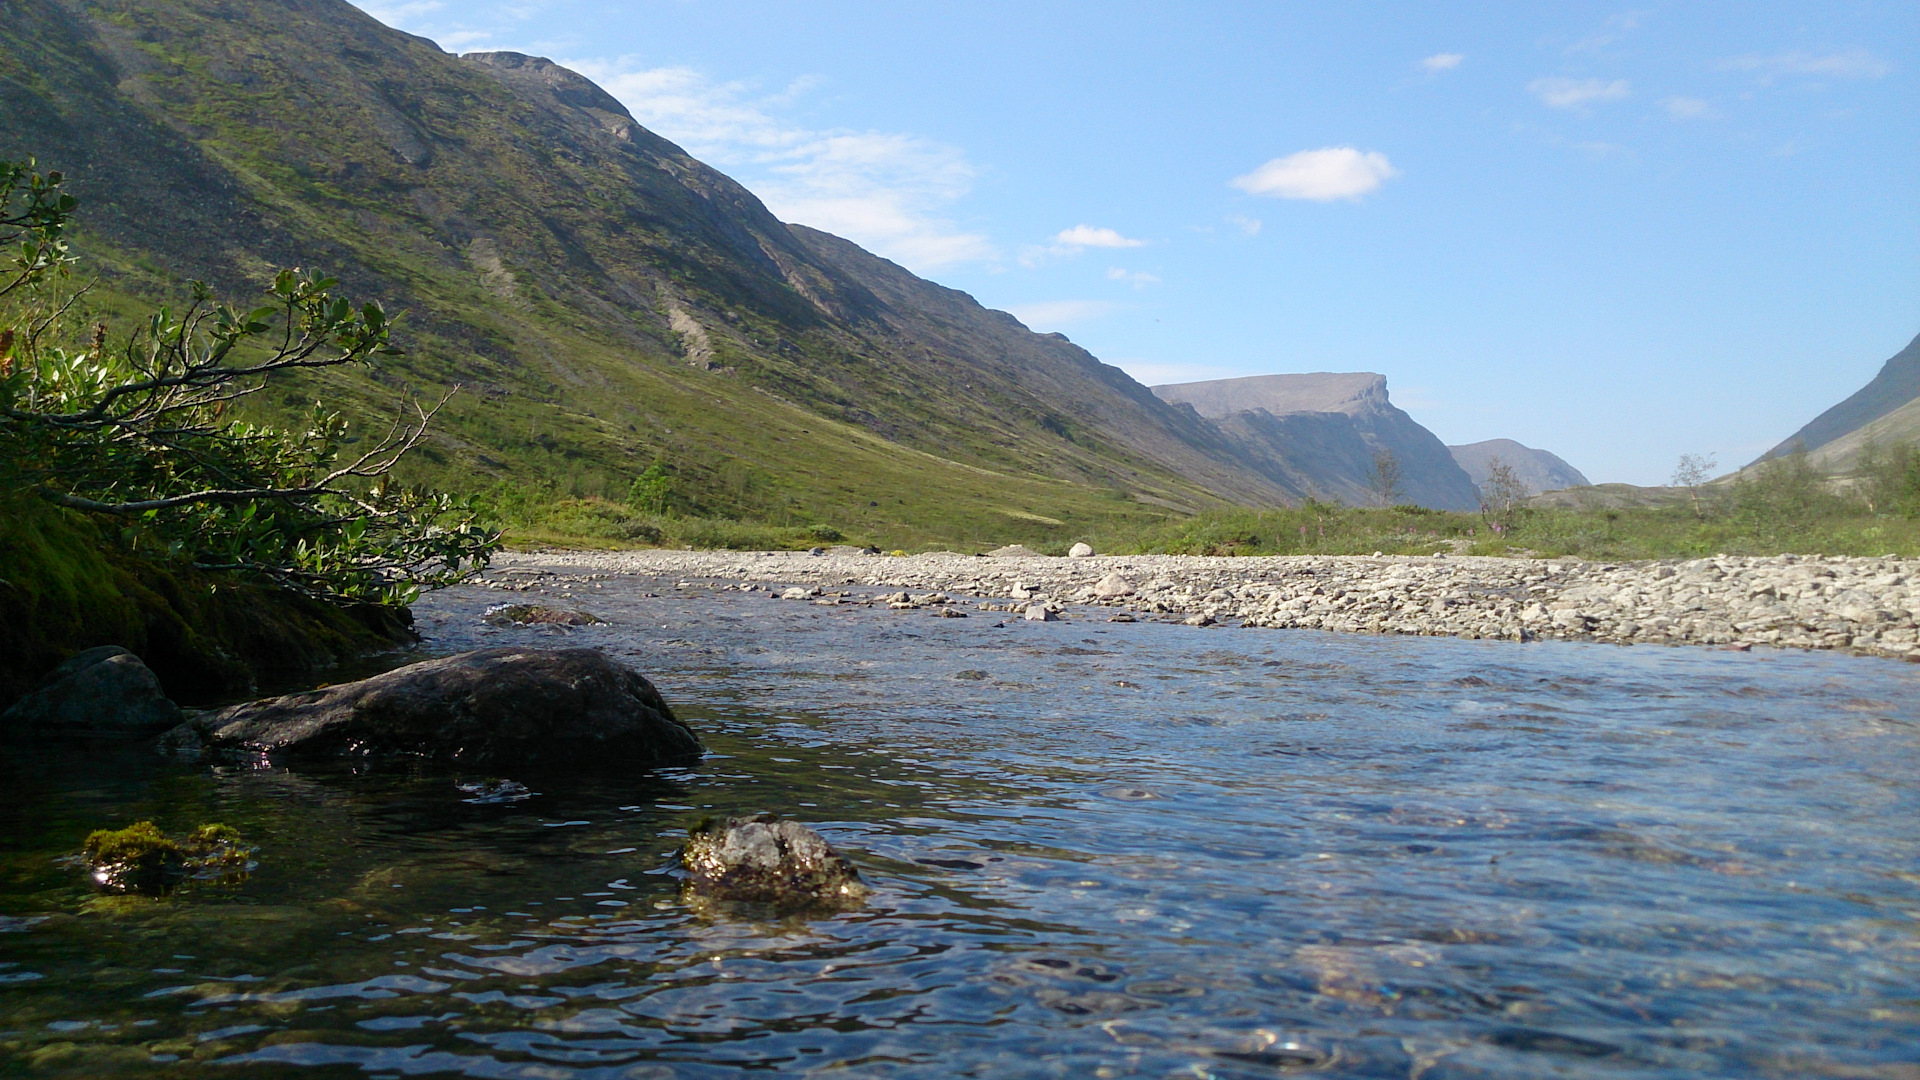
[
  {"x1": 1106, "y1": 267, "x2": 1159, "y2": 288},
  {"x1": 1230, "y1": 147, "x2": 1398, "y2": 202},
  {"x1": 1054, "y1": 225, "x2": 1146, "y2": 249},
  {"x1": 1003, "y1": 300, "x2": 1116, "y2": 330},
  {"x1": 1663, "y1": 95, "x2": 1718, "y2": 120},
  {"x1": 1421, "y1": 53, "x2": 1464, "y2": 72},
  {"x1": 564, "y1": 60, "x2": 995, "y2": 270},
  {"x1": 1529, "y1": 77, "x2": 1631, "y2": 109},
  {"x1": 1719, "y1": 49, "x2": 1892, "y2": 81}
]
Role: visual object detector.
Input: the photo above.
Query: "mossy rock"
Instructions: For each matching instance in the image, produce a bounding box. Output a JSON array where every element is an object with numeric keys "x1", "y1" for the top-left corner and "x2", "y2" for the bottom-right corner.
[
  {"x1": 0, "y1": 495, "x2": 415, "y2": 714},
  {"x1": 81, "y1": 820, "x2": 253, "y2": 894}
]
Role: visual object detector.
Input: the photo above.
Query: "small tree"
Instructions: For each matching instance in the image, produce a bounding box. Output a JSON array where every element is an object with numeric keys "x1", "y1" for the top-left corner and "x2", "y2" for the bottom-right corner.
[
  {"x1": 1479, "y1": 455, "x2": 1529, "y2": 528},
  {"x1": 1369, "y1": 448, "x2": 1403, "y2": 507},
  {"x1": 0, "y1": 159, "x2": 497, "y2": 605},
  {"x1": 626, "y1": 460, "x2": 673, "y2": 515},
  {"x1": 1855, "y1": 438, "x2": 1920, "y2": 517},
  {"x1": 1671, "y1": 452, "x2": 1718, "y2": 518}
]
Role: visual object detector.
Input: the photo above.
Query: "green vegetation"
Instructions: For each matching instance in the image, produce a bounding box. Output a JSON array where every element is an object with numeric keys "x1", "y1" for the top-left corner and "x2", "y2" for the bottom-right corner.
[
  {"x1": 2, "y1": 161, "x2": 497, "y2": 606},
  {"x1": 81, "y1": 820, "x2": 251, "y2": 895},
  {"x1": 1077, "y1": 450, "x2": 1920, "y2": 561}
]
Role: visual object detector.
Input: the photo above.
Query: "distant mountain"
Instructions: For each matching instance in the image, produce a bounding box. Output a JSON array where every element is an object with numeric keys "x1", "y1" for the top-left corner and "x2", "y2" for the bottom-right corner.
[
  {"x1": 1, "y1": 0, "x2": 1307, "y2": 544},
  {"x1": 1152, "y1": 374, "x2": 1483, "y2": 511},
  {"x1": 1754, "y1": 332, "x2": 1920, "y2": 472},
  {"x1": 1448, "y1": 439, "x2": 1590, "y2": 496}
]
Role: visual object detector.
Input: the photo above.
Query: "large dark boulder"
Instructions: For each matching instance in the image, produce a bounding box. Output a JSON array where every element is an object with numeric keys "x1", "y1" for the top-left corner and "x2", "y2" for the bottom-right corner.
[
  {"x1": 1, "y1": 646, "x2": 184, "y2": 738},
  {"x1": 682, "y1": 814, "x2": 870, "y2": 913},
  {"x1": 160, "y1": 647, "x2": 701, "y2": 768}
]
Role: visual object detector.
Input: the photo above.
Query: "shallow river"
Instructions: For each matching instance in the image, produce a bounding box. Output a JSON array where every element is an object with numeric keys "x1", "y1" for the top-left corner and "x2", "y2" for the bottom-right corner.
[{"x1": 3, "y1": 573, "x2": 1918, "y2": 1078}]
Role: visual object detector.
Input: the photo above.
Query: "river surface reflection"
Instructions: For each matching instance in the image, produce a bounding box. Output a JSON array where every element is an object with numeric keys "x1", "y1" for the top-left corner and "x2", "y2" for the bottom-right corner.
[{"x1": 2, "y1": 573, "x2": 1918, "y2": 1077}]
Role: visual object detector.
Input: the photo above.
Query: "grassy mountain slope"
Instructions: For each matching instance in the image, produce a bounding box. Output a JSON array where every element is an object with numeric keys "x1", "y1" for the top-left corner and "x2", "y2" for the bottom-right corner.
[
  {"x1": 2, "y1": 0, "x2": 1299, "y2": 546},
  {"x1": 1756, "y1": 332, "x2": 1920, "y2": 471}
]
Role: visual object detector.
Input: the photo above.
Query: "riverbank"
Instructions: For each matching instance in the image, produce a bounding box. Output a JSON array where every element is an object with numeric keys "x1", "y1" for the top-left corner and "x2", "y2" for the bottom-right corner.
[{"x1": 489, "y1": 548, "x2": 1920, "y2": 662}]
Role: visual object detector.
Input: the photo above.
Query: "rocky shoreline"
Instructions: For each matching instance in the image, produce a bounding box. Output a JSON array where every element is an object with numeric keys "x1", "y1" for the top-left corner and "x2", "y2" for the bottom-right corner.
[
  {"x1": 484, "y1": 549, "x2": 1920, "y2": 662},
  {"x1": 480, "y1": 545, "x2": 1920, "y2": 664}
]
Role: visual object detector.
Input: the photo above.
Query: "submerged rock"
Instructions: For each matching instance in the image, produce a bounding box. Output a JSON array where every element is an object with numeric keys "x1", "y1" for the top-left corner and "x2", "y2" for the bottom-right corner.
[
  {"x1": 483, "y1": 604, "x2": 606, "y2": 627},
  {"x1": 160, "y1": 647, "x2": 701, "y2": 769},
  {"x1": 1, "y1": 646, "x2": 183, "y2": 738},
  {"x1": 681, "y1": 813, "x2": 869, "y2": 912}
]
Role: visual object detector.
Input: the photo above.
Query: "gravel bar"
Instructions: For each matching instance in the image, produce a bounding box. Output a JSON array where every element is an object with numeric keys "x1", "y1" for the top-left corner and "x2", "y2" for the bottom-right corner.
[{"x1": 483, "y1": 548, "x2": 1920, "y2": 662}]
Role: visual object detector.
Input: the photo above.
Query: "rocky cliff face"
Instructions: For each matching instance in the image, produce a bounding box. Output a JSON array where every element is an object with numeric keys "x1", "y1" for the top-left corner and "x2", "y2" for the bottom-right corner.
[
  {"x1": 1756, "y1": 332, "x2": 1920, "y2": 472},
  {"x1": 1448, "y1": 439, "x2": 1590, "y2": 496},
  {"x1": 1153, "y1": 374, "x2": 1483, "y2": 510}
]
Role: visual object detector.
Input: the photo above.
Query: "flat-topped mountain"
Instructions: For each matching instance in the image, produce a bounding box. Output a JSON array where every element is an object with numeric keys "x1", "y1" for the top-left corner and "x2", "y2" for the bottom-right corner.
[
  {"x1": 1756, "y1": 332, "x2": 1920, "y2": 472},
  {"x1": 1153, "y1": 373, "x2": 1482, "y2": 510},
  {"x1": 1448, "y1": 439, "x2": 1590, "y2": 495}
]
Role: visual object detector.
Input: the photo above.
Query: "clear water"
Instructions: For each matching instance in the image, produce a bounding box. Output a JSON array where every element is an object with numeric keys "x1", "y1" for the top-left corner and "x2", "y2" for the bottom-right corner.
[{"x1": 3, "y1": 574, "x2": 1918, "y2": 1078}]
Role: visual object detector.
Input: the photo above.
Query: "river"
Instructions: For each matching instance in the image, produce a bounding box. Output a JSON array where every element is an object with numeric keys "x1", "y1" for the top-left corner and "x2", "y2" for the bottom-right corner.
[{"x1": 2, "y1": 571, "x2": 1917, "y2": 1077}]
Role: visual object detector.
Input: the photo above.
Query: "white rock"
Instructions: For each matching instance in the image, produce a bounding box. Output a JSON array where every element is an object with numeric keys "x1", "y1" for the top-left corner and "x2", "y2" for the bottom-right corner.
[
  {"x1": 1024, "y1": 604, "x2": 1058, "y2": 621},
  {"x1": 1093, "y1": 573, "x2": 1135, "y2": 598},
  {"x1": 1068, "y1": 542, "x2": 1095, "y2": 558}
]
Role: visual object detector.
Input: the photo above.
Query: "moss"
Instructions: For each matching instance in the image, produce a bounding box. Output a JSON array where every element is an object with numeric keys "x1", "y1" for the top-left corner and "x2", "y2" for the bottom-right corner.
[
  {"x1": 83, "y1": 821, "x2": 183, "y2": 869},
  {"x1": 0, "y1": 493, "x2": 415, "y2": 712},
  {"x1": 80, "y1": 821, "x2": 252, "y2": 895}
]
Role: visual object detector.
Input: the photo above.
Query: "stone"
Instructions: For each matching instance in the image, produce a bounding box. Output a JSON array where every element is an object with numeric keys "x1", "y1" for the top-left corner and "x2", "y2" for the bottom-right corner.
[
  {"x1": 1184, "y1": 613, "x2": 1216, "y2": 627},
  {"x1": 159, "y1": 647, "x2": 701, "y2": 769},
  {"x1": 482, "y1": 604, "x2": 605, "y2": 627},
  {"x1": 681, "y1": 813, "x2": 869, "y2": 912},
  {"x1": 1068, "y1": 542, "x2": 1096, "y2": 558},
  {"x1": 1, "y1": 646, "x2": 184, "y2": 738},
  {"x1": 781, "y1": 587, "x2": 818, "y2": 600},
  {"x1": 987, "y1": 544, "x2": 1041, "y2": 557},
  {"x1": 1108, "y1": 614, "x2": 1136, "y2": 623},
  {"x1": 1093, "y1": 573, "x2": 1135, "y2": 598},
  {"x1": 1024, "y1": 604, "x2": 1058, "y2": 622}
]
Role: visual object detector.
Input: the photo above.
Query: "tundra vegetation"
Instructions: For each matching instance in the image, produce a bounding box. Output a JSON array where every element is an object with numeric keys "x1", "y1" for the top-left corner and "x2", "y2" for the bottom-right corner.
[{"x1": 0, "y1": 160, "x2": 497, "y2": 699}]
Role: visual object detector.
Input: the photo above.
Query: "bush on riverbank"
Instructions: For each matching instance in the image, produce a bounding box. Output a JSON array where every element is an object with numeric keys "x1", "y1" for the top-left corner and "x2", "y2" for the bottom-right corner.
[{"x1": 0, "y1": 495, "x2": 414, "y2": 709}]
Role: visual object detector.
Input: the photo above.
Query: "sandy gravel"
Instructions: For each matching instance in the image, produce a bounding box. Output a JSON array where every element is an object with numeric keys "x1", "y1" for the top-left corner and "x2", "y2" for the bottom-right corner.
[{"x1": 479, "y1": 548, "x2": 1920, "y2": 662}]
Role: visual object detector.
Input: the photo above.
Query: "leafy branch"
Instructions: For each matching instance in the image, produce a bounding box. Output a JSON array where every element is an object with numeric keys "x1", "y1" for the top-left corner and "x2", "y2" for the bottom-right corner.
[{"x1": 0, "y1": 158, "x2": 498, "y2": 605}]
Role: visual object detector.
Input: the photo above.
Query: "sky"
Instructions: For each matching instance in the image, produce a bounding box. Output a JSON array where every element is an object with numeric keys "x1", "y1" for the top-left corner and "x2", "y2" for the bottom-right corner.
[{"x1": 354, "y1": 0, "x2": 1917, "y2": 485}]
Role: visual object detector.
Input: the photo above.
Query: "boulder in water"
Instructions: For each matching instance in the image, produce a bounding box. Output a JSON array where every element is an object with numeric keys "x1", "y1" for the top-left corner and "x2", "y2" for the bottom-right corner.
[
  {"x1": 160, "y1": 647, "x2": 700, "y2": 768},
  {"x1": 682, "y1": 813, "x2": 869, "y2": 912},
  {"x1": 1, "y1": 646, "x2": 183, "y2": 738}
]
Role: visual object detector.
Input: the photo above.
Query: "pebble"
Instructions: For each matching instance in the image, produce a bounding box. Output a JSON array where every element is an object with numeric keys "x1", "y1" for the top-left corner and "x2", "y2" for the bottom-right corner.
[{"x1": 481, "y1": 550, "x2": 1920, "y2": 662}]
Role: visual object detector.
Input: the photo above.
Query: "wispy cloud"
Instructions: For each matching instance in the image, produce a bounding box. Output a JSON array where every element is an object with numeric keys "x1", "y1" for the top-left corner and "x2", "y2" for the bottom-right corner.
[
  {"x1": 1420, "y1": 53, "x2": 1464, "y2": 73},
  {"x1": 1663, "y1": 95, "x2": 1718, "y2": 120},
  {"x1": 1719, "y1": 49, "x2": 1892, "y2": 81},
  {"x1": 1106, "y1": 267, "x2": 1159, "y2": 288},
  {"x1": 564, "y1": 60, "x2": 995, "y2": 270},
  {"x1": 1003, "y1": 300, "x2": 1116, "y2": 330},
  {"x1": 1231, "y1": 147, "x2": 1397, "y2": 202},
  {"x1": 1019, "y1": 224, "x2": 1147, "y2": 266},
  {"x1": 1054, "y1": 225, "x2": 1146, "y2": 249},
  {"x1": 1228, "y1": 215, "x2": 1262, "y2": 236},
  {"x1": 1528, "y1": 76, "x2": 1631, "y2": 109}
]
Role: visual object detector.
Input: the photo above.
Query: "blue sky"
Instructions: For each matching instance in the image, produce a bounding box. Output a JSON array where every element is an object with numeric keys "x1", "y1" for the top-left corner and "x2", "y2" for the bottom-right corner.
[{"x1": 356, "y1": 1, "x2": 1916, "y2": 485}]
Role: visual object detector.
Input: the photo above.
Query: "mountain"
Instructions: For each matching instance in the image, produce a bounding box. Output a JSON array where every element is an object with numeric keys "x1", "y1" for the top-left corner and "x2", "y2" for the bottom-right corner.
[
  {"x1": 1448, "y1": 439, "x2": 1590, "y2": 495},
  {"x1": 1151, "y1": 374, "x2": 1482, "y2": 510},
  {"x1": 1754, "y1": 332, "x2": 1920, "y2": 472},
  {"x1": 3, "y1": 0, "x2": 1317, "y2": 547}
]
